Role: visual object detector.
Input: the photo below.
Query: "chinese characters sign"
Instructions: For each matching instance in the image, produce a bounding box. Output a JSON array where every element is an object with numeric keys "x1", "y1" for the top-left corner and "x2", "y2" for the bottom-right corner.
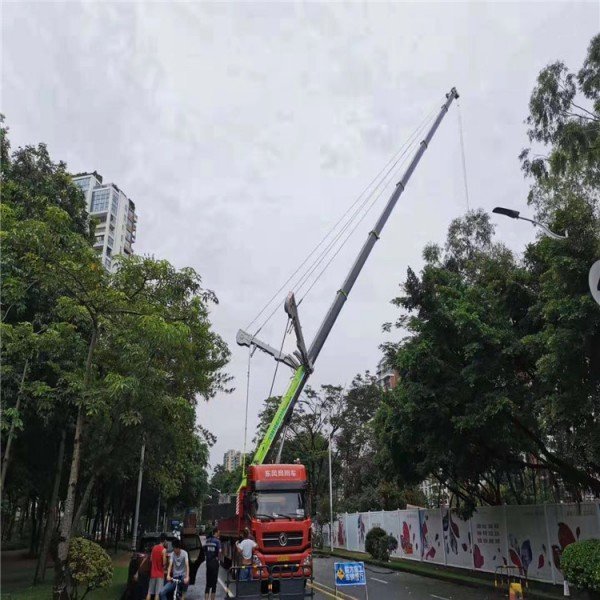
[{"x1": 334, "y1": 561, "x2": 367, "y2": 587}]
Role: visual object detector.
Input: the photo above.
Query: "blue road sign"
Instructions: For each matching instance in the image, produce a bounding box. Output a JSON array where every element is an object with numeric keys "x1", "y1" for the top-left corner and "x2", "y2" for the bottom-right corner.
[{"x1": 334, "y1": 561, "x2": 367, "y2": 587}]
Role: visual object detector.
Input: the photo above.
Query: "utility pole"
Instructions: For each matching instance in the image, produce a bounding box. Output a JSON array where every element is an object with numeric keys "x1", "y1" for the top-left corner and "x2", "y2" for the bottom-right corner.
[
  {"x1": 328, "y1": 430, "x2": 334, "y2": 553},
  {"x1": 131, "y1": 439, "x2": 145, "y2": 551}
]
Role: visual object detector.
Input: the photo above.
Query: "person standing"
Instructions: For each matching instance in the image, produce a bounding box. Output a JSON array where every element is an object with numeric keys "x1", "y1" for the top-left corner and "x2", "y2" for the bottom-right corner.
[
  {"x1": 146, "y1": 533, "x2": 167, "y2": 600},
  {"x1": 160, "y1": 538, "x2": 189, "y2": 600},
  {"x1": 203, "y1": 528, "x2": 221, "y2": 600},
  {"x1": 235, "y1": 528, "x2": 257, "y2": 582}
]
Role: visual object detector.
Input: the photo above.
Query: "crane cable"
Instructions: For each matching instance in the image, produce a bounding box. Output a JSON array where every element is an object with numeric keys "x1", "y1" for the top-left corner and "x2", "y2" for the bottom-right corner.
[
  {"x1": 267, "y1": 317, "x2": 292, "y2": 401},
  {"x1": 297, "y1": 110, "x2": 437, "y2": 303},
  {"x1": 251, "y1": 108, "x2": 439, "y2": 333},
  {"x1": 290, "y1": 106, "x2": 438, "y2": 300},
  {"x1": 457, "y1": 100, "x2": 470, "y2": 211},
  {"x1": 242, "y1": 316, "x2": 292, "y2": 471},
  {"x1": 294, "y1": 110, "x2": 434, "y2": 298},
  {"x1": 241, "y1": 343, "x2": 257, "y2": 476},
  {"x1": 245, "y1": 103, "x2": 440, "y2": 334}
]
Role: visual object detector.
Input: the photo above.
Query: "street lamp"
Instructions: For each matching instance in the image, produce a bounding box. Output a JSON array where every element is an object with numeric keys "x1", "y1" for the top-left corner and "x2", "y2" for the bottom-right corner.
[
  {"x1": 492, "y1": 207, "x2": 568, "y2": 240},
  {"x1": 328, "y1": 429, "x2": 334, "y2": 554},
  {"x1": 493, "y1": 207, "x2": 600, "y2": 306}
]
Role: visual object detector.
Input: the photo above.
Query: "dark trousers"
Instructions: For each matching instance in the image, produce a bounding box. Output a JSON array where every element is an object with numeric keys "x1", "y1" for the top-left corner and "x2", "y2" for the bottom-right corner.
[{"x1": 205, "y1": 558, "x2": 219, "y2": 593}]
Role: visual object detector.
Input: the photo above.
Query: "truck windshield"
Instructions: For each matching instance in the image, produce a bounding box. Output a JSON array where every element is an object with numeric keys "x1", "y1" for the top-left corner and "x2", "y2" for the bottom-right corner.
[{"x1": 252, "y1": 491, "x2": 306, "y2": 519}]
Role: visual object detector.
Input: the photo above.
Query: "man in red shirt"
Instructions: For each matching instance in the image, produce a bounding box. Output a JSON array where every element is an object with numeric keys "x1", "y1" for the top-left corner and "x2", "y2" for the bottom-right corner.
[{"x1": 147, "y1": 533, "x2": 168, "y2": 599}]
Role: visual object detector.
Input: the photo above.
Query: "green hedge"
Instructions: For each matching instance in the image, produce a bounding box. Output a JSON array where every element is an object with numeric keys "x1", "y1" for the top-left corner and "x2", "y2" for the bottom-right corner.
[
  {"x1": 365, "y1": 527, "x2": 398, "y2": 562},
  {"x1": 67, "y1": 537, "x2": 113, "y2": 598},
  {"x1": 561, "y1": 539, "x2": 600, "y2": 593}
]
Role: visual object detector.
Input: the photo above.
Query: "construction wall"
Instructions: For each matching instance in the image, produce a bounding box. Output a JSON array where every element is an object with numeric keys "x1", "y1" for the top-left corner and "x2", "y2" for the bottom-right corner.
[{"x1": 323, "y1": 502, "x2": 600, "y2": 585}]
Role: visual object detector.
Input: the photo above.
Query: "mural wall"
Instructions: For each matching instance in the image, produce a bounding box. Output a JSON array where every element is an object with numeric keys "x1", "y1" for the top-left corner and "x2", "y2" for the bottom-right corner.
[{"x1": 327, "y1": 502, "x2": 599, "y2": 585}]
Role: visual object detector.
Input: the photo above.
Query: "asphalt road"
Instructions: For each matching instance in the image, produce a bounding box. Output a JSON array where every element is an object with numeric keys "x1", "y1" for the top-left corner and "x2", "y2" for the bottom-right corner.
[{"x1": 185, "y1": 555, "x2": 500, "y2": 599}]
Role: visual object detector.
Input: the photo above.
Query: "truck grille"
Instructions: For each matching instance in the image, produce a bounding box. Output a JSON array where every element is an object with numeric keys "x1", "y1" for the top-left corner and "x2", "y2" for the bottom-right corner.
[{"x1": 263, "y1": 531, "x2": 303, "y2": 548}]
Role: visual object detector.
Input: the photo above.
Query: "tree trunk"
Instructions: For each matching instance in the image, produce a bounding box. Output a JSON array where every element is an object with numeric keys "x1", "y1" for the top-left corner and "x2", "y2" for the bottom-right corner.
[
  {"x1": 3, "y1": 500, "x2": 16, "y2": 541},
  {"x1": 29, "y1": 496, "x2": 38, "y2": 557},
  {"x1": 53, "y1": 327, "x2": 98, "y2": 600},
  {"x1": 19, "y1": 499, "x2": 30, "y2": 539},
  {"x1": 1, "y1": 359, "x2": 29, "y2": 492},
  {"x1": 35, "y1": 428, "x2": 66, "y2": 583},
  {"x1": 71, "y1": 474, "x2": 96, "y2": 537}
]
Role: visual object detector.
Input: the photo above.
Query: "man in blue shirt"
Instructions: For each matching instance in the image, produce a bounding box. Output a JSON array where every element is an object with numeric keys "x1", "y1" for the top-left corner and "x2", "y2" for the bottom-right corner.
[{"x1": 203, "y1": 528, "x2": 221, "y2": 600}]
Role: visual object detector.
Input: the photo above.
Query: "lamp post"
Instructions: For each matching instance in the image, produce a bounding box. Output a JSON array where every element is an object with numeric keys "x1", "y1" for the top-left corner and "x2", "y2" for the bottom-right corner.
[
  {"x1": 328, "y1": 430, "x2": 334, "y2": 553},
  {"x1": 492, "y1": 206, "x2": 568, "y2": 240}
]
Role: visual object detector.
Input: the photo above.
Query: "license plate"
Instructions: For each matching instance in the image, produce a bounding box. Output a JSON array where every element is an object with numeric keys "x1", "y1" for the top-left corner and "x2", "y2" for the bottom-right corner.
[{"x1": 278, "y1": 555, "x2": 290, "y2": 562}]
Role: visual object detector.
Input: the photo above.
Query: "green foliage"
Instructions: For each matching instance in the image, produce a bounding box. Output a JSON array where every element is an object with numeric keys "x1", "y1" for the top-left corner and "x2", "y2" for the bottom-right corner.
[
  {"x1": 365, "y1": 527, "x2": 397, "y2": 562},
  {"x1": 561, "y1": 539, "x2": 600, "y2": 592},
  {"x1": 375, "y1": 35, "x2": 600, "y2": 511},
  {"x1": 253, "y1": 373, "x2": 420, "y2": 520},
  {"x1": 210, "y1": 462, "x2": 247, "y2": 495},
  {"x1": 67, "y1": 537, "x2": 113, "y2": 598},
  {"x1": 521, "y1": 34, "x2": 600, "y2": 186},
  {"x1": 0, "y1": 121, "x2": 230, "y2": 586}
]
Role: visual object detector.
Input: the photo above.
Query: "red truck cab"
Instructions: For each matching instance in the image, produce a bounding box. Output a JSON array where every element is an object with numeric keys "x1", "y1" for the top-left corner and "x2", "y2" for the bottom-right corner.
[{"x1": 219, "y1": 464, "x2": 312, "y2": 578}]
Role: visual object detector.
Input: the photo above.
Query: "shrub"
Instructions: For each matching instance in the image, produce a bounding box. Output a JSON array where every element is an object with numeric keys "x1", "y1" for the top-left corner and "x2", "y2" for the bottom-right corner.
[
  {"x1": 67, "y1": 537, "x2": 113, "y2": 599},
  {"x1": 561, "y1": 539, "x2": 600, "y2": 593},
  {"x1": 365, "y1": 527, "x2": 398, "y2": 562}
]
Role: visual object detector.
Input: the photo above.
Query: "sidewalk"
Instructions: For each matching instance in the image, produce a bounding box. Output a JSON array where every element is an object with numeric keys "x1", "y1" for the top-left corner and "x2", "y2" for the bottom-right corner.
[{"x1": 315, "y1": 548, "x2": 569, "y2": 600}]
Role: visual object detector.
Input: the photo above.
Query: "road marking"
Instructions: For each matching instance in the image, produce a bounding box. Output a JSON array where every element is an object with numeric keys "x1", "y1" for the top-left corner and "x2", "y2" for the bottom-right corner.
[
  {"x1": 371, "y1": 577, "x2": 388, "y2": 584},
  {"x1": 431, "y1": 595, "x2": 450, "y2": 600},
  {"x1": 308, "y1": 582, "x2": 339, "y2": 599},
  {"x1": 218, "y1": 577, "x2": 234, "y2": 598},
  {"x1": 309, "y1": 580, "x2": 359, "y2": 600}
]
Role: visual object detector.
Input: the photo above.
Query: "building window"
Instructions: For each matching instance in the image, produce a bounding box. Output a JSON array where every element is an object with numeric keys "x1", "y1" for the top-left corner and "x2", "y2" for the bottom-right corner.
[
  {"x1": 107, "y1": 235, "x2": 114, "y2": 248},
  {"x1": 91, "y1": 188, "x2": 110, "y2": 213},
  {"x1": 104, "y1": 257, "x2": 112, "y2": 269},
  {"x1": 75, "y1": 178, "x2": 90, "y2": 193},
  {"x1": 111, "y1": 190, "x2": 119, "y2": 216}
]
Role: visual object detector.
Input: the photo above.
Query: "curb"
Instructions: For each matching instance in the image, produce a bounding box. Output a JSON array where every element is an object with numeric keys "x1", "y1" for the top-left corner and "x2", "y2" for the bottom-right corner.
[{"x1": 315, "y1": 549, "x2": 565, "y2": 600}]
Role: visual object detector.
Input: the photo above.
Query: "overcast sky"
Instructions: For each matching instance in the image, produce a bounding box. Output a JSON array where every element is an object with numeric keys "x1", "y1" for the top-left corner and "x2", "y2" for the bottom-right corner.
[{"x1": 3, "y1": 1, "x2": 599, "y2": 470}]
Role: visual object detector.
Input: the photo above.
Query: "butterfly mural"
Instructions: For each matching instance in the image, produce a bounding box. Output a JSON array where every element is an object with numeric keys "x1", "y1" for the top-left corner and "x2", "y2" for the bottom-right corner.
[
  {"x1": 551, "y1": 522, "x2": 578, "y2": 571},
  {"x1": 400, "y1": 521, "x2": 414, "y2": 555}
]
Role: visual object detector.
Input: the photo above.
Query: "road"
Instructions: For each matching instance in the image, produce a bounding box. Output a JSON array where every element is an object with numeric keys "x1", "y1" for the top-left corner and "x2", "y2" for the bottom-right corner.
[{"x1": 185, "y1": 555, "x2": 499, "y2": 599}]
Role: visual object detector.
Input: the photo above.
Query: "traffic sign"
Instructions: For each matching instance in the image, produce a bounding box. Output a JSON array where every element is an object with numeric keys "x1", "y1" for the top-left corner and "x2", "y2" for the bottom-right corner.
[
  {"x1": 334, "y1": 561, "x2": 367, "y2": 586},
  {"x1": 589, "y1": 260, "x2": 600, "y2": 306}
]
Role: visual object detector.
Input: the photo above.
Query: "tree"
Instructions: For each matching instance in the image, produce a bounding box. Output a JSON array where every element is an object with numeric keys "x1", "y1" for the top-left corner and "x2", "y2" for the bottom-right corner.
[
  {"x1": 0, "y1": 122, "x2": 231, "y2": 597},
  {"x1": 210, "y1": 463, "x2": 247, "y2": 496},
  {"x1": 252, "y1": 375, "x2": 422, "y2": 519},
  {"x1": 520, "y1": 33, "x2": 600, "y2": 496},
  {"x1": 375, "y1": 35, "x2": 600, "y2": 511},
  {"x1": 47, "y1": 254, "x2": 230, "y2": 597}
]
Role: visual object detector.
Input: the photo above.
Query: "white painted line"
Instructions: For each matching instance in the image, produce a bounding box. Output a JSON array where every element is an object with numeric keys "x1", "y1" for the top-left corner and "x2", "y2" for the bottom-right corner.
[
  {"x1": 218, "y1": 577, "x2": 234, "y2": 598},
  {"x1": 431, "y1": 595, "x2": 450, "y2": 600},
  {"x1": 371, "y1": 577, "x2": 388, "y2": 584}
]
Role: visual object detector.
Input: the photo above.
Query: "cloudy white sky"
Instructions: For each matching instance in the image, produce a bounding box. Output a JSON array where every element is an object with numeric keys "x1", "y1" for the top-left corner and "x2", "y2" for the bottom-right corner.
[{"x1": 3, "y1": 1, "x2": 599, "y2": 469}]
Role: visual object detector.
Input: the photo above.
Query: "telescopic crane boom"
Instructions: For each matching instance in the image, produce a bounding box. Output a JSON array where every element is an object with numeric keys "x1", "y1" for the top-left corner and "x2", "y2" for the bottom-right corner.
[{"x1": 237, "y1": 87, "x2": 459, "y2": 485}]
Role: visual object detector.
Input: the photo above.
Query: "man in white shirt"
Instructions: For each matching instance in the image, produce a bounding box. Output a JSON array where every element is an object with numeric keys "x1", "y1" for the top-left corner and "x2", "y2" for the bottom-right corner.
[{"x1": 236, "y1": 528, "x2": 258, "y2": 581}]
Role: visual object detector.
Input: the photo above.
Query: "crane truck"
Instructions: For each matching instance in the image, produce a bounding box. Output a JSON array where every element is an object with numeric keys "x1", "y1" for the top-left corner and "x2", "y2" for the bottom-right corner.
[{"x1": 217, "y1": 88, "x2": 459, "y2": 594}]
